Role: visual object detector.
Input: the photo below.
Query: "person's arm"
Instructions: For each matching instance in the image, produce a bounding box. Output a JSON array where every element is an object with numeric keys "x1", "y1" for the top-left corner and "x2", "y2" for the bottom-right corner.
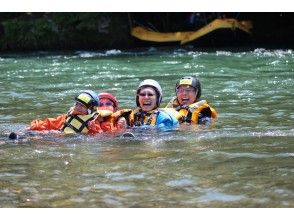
[{"x1": 28, "y1": 114, "x2": 67, "y2": 131}]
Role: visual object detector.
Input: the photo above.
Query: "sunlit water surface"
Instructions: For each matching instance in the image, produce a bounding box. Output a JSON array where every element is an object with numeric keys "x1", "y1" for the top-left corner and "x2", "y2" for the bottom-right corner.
[{"x1": 0, "y1": 48, "x2": 293, "y2": 207}]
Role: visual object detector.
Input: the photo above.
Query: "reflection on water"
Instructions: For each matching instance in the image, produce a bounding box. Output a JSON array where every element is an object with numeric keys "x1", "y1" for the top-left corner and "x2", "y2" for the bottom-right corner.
[{"x1": 0, "y1": 48, "x2": 293, "y2": 207}]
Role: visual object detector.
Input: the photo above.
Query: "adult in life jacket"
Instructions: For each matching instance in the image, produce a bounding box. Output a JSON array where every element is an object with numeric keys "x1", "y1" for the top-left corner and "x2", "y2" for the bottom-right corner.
[
  {"x1": 96, "y1": 92, "x2": 131, "y2": 132},
  {"x1": 164, "y1": 76, "x2": 217, "y2": 124},
  {"x1": 125, "y1": 79, "x2": 179, "y2": 130}
]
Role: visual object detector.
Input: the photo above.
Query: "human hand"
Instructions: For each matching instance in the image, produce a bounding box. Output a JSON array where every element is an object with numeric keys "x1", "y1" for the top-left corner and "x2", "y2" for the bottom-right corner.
[
  {"x1": 116, "y1": 117, "x2": 127, "y2": 130},
  {"x1": 88, "y1": 119, "x2": 98, "y2": 131}
]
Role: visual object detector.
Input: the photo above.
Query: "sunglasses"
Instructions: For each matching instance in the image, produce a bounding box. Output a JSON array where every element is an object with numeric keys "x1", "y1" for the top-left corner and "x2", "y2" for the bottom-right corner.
[
  {"x1": 138, "y1": 93, "x2": 155, "y2": 97},
  {"x1": 99, "y1": 101, "x2": 113, "y2": 107}
]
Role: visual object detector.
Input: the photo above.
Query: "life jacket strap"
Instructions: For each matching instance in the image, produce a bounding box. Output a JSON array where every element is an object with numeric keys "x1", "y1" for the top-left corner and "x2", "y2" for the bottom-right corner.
[
  {"x1": 133, "y1": 109, "x2": 157, "y2": 126},
  {"x1": 145, "y1": 111, "x2": 157, "y2": 125},
  {"x1": 185, "y1": 110, "x2": 193, "y2": 124},
  {"x1": 61, "y1": 113, "x2": 97, "y2": 133}
]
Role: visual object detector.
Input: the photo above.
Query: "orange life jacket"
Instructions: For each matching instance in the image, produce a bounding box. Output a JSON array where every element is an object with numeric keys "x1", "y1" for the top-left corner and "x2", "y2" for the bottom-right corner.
[{"x1": 100, "y1": 109, "x2": 133, "y2": 131}]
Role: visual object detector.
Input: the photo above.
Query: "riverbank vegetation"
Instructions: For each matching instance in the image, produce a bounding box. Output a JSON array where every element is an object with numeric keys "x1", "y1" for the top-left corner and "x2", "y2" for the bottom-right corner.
[{"x1": 1, "y1": 12, "x2": 293, "y2": 51}]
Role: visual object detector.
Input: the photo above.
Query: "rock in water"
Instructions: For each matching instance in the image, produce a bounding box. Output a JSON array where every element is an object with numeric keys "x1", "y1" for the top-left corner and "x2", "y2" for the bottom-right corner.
[
  {"x1": 121, "y1": 132, "x2": 135, "y2": 138},
  {"x1": 8, "y1": 132, "x2": 18, "y2": 140}
]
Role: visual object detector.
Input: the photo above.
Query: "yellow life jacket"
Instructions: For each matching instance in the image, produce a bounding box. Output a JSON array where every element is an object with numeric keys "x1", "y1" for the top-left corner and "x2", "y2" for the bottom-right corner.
[
  {"x1": 111, "y1": 108, "x2": 132, "y2": 119},
  {"x1": 96, "y1": 109, "x2": 113, "y2": 118},
  {"x1": 110, "y1": 109, "x2": 133, "y2": 123},
  {"x1": 95, "y1": 109, "x2": 132, "y2": 124},
  {"x1": 127, "y1": 108, "x2": 158, "y2": 127},
  {"x1": 161, "y1": 108, "x2": 184, "y2": 121},
  {"x1": 165, "y1": 97, "x2": 179, "y2": 108},
  {"x1": 165, "y1": 97, "x2": 217, "y2": 124},
  {"x1": 61, "y1": 113, "x2": 98, "y2": 134}
]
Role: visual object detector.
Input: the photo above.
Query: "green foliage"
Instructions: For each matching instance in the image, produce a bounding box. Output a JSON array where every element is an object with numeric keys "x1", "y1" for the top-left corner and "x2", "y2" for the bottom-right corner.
[
  {"x1": 0, "y1": 17, "x2": 59, "y2": 50},
  {"x1": 0, "y1": 12, "x2": 158, "y2": 51}
]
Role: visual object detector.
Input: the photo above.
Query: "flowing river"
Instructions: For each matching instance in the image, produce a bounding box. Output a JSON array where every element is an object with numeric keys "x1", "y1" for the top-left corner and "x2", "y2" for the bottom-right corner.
[{"x1": 0, "y1": 48, "x2": 293, "y2": 207}]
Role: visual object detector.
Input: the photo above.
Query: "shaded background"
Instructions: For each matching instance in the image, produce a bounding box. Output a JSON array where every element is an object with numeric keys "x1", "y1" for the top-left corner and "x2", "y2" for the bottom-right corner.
[{"x1": 0, "y1": 12, "x2": 294, "y2": 51}]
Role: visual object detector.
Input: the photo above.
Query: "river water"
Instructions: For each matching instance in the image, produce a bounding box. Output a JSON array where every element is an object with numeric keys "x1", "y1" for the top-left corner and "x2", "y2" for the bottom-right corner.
[{"x1": 0, "y1": 48, "x2": 293, "y2": 207}]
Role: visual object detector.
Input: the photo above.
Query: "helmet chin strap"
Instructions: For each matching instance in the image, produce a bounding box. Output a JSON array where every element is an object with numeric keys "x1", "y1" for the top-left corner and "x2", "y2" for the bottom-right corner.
[{"x1": 88, "y1": 106, "x2": 96, "y2": 114}]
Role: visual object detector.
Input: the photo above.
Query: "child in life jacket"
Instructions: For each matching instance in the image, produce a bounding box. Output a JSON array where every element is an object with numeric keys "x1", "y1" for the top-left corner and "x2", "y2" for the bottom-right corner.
[
  {"x1": 28, "y1": 91, "x2": 98, "y2": 132},
  {"x1": 60, "y1": 90, "x2": 101, "y2": 134},
  {"x1": 125, "y1": 79, "x2": 178, "y2": 130},
  {"x1": 165, "y1": 76, "x2": 217, "y2": 124},
  {"x1": 28, "y1": 91, "x2": 128, "y2": 134}
]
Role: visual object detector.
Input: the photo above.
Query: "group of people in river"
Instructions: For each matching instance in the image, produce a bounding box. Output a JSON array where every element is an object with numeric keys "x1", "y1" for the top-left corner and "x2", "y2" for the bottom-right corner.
[{"x1": 27, "y1": 76, "x2": 218, "y2": 136}]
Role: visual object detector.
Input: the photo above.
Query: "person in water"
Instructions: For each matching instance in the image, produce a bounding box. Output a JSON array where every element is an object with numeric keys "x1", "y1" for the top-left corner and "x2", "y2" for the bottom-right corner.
[
  {"x1": 165, "y1": 76, "x2": 217, "y2": 124},
  {"x1": 60, "y1": 90, "x2": 100, "y2": 134},
  {"x1": 29, "y1": 91, "x2": 128, "y2": 134},
  {"x1": 96, "y1": 92, "x2": 128, "y2": 131},
  {"x1": 125, "y1": 79, "x2": 178, "y2": 129}
]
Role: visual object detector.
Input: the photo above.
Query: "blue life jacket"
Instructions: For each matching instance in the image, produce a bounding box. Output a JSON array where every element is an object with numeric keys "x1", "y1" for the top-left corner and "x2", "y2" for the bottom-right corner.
[
  {"x1": 127, "y1": 108, "x2": 179, "y2": 131},
  {"x1": 155, "y1": 110, "x2": 179, "y2": 131}
]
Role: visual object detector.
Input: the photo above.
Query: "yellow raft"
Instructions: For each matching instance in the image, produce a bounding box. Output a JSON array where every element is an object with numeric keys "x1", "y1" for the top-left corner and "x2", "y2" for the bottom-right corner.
[{"x1": 131, "y1": 18, "x2": 253, "y2": 45}]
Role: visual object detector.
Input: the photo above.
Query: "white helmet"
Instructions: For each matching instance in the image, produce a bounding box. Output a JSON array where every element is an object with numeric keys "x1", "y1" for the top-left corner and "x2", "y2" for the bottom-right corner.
[{"x1": 136, "y1": 79, "x2": 163, "y2": 107}]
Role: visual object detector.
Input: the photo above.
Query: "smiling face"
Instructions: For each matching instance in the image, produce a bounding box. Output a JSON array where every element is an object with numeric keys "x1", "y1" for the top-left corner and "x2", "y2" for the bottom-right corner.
[
  {"x1": 176, "y1": 85, "x2": 197, "y2": 106},
  {"x1": 138, "y1": 87, "x2": 157, "y2": 112},
  {"x1": 98, "y1": 98, "x2": 115, "y2": 112}
]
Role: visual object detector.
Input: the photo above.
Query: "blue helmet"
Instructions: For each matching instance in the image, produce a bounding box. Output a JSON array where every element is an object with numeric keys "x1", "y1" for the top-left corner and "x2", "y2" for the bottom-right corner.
[{"x1": 75, "y1": 90, "x2": 99, "y2": 109}]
